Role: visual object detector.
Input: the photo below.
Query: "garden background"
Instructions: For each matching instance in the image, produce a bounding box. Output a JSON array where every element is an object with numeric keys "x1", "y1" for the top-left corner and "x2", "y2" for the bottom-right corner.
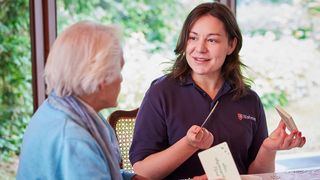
[{"x1": 1, "y1": 0, "x2": 319, "y2": 178}]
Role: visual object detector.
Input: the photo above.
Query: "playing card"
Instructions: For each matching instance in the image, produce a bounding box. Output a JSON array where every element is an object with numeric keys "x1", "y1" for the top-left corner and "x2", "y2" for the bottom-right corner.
[
  {"x1": 275, "y1": 106, "x2": 298, "y2": 132},
  {"x1": 198, "y1": 142, "x2": 241, "y2": 180}
]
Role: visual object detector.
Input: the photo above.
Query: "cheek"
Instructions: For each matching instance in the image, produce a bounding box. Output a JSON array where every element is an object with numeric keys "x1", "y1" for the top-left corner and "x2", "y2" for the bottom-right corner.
[
  {"x1": 185, "y1": 53, "x2": 193, "y2": 66},
  {"x1": 186, "y1": 43, "x2": 195, "y2": 53},
  {"x1": 185, "y1": 44, "x2": 195, "y2": 62},
  {"x1": 116, "y1": 83, "x2": 121, "y2": 95},
  {"x1": 212, "y1": 55, "x2": 226, "y2": 68},
  {"x1": 109, "y1": 77, "x2": 121, "y2": 96},
  {"x1": 222, "y1": 43, "x2": 233, "y2": 55},
  {"x1": 211, "y1": 46, "x2": 228, "y2": 58},
  {"x1": 117, "y1": 79, "x2": 122, "y2": 94}
]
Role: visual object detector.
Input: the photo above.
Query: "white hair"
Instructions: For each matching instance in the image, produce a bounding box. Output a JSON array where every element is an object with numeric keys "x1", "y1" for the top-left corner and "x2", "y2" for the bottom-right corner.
[{"x1": 44, "y1": 21, "x2": 123, "y2": 97}]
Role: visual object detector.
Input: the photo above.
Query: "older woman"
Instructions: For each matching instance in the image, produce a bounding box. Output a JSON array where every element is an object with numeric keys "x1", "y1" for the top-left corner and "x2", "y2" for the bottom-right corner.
[{"x1": 17, "y1": 21, "x2": 145, "y2": 180}]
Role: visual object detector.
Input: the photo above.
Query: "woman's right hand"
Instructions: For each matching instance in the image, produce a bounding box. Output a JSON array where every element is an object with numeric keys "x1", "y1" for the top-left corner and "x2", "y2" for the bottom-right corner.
[
  {"x1": 186, "y1": 125, "x2": 213, "y2": 149},
  {"x1": 131, "y1": 174, "x2": 149, "y2": 180},
  {"x1": 193, "y1": 174, "x2": 207, "y2": 180}
]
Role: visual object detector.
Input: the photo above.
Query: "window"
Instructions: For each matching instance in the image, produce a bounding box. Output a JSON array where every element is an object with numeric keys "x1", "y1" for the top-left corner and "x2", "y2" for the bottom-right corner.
[
  {"x1": 56, "y1": 0, "x2": 209, "y2": 113},
  {"x1": 237, "y1": 0, "x2": 320, "y2": 170}
]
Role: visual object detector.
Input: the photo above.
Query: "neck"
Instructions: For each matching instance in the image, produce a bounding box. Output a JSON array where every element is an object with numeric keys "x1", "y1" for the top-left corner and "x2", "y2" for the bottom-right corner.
[
  {"x1": 78, "y1": 94, "x2": 102, "y2": 112},
  {"x1": 192, "y1": 72, "x2": 224, "y2": 99}
]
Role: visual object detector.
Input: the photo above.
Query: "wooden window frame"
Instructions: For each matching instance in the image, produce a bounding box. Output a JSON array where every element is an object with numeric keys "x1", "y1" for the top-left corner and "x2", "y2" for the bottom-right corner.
[{"x1": 30, "y1": 0, "x2": 56, "y2": 111}]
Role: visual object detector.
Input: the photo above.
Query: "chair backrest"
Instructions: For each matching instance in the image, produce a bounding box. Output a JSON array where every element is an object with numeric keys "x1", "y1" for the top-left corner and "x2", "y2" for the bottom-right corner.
[{"x1": 107, "y1": 108, "x2": 138, "y2": 172}]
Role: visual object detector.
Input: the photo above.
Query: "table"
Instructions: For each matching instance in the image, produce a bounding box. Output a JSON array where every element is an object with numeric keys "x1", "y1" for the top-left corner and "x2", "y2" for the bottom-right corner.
[{"x1": 254, "y1": 168, "x2": 320, "y2": 180}]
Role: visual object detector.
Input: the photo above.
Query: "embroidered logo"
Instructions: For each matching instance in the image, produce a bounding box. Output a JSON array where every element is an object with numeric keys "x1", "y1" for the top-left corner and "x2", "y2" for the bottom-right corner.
[{"x1": 237, "y1": 113, "x2": 256, "y2": 121}]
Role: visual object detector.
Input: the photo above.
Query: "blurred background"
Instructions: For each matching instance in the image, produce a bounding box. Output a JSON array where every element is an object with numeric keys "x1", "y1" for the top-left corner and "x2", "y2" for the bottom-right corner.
[{"x1": 1, "y1": 0, "x2": 319, "y2": 178}]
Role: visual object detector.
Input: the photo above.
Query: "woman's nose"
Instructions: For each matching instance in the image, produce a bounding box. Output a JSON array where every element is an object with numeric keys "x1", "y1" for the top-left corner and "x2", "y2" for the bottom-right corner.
[{"x1": 195, "y1": 40, "x2": 207, "y2": 53}]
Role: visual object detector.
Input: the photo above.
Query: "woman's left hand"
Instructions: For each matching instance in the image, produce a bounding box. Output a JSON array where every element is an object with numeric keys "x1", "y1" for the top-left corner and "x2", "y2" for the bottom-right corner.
[
  {"x1": 186, "y1": 125, "x2": 213, "y2": 150},
  {"x1": 262, "y1": 121, "x2": 306, "y2": 151},
  {"x1": 131, "y1": 174, "x2": 149, "y2": 180},
  {"x1": 193, "y1": 174, "x2": 207, "y2": 180}
]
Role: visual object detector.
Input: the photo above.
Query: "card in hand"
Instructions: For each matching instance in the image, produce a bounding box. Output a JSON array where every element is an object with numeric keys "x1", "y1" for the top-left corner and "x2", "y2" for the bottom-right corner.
[
  {"x1": 198, "y1": 142, "x2": 241, "y2": 180},
  {"x1": 275, "y1": 106, "x2": 298, "y2": 132}
]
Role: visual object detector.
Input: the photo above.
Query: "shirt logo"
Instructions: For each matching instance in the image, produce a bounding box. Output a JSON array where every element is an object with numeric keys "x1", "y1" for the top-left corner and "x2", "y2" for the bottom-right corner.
[{"x1": 237, "y1": 113, "x2": 256, "y2": 121}]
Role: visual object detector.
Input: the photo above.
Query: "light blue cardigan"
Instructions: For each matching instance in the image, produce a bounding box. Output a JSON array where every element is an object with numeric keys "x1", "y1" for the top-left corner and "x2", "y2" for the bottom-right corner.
[{"x1": 17, "y1": 99, "x2": 134, "y2": 180}]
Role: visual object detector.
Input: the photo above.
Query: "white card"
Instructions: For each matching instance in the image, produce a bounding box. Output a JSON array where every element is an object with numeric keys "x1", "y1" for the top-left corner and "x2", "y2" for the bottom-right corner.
[
  {"x1": 275, "y1": 106, "x2": 298, "y2": 132},
  {"x1": 198, "y1": 142, "x2": 241, "y2": 180}
]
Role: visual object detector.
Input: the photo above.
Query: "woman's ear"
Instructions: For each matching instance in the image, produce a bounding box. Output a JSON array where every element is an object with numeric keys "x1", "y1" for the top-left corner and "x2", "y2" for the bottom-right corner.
[
  {"x1": 227, "y1": 38, "x2": 237, "y2": 55},
  {"x1": 98, "y1": 81, "x2": 107, "y2": 91}
]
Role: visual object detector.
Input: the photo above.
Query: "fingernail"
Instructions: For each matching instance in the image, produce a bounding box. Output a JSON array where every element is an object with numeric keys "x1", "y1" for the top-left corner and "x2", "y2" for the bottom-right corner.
[{"x1": 298, "y1": 132, "x2": 302, "y2": 137}]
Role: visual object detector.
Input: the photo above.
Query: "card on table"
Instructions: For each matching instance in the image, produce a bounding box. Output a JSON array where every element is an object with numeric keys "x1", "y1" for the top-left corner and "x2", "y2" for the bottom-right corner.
[
  {"x1": 198, "y1": 142, "x2": 241, "y2": 180},
  {"x1": 275, "y1": 106, "x2": 298, "y2": 132}
]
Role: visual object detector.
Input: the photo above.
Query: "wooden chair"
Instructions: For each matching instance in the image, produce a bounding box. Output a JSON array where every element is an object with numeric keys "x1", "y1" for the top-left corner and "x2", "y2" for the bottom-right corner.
[{"x1": 107, "y1": 108, "x2": 139, "y2": 172}]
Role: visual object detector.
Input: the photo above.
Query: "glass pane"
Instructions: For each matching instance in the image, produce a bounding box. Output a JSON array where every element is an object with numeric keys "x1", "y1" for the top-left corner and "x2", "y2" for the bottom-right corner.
[
  {"x1": 0, "y1": 0, "x2": 32, "y2": 178},
  {"x1": 237, "y1": 0, "x2": 320, "y2": 170},
  {"x1": 56, "y1": 0, "x2": 208, "y2": 113}
]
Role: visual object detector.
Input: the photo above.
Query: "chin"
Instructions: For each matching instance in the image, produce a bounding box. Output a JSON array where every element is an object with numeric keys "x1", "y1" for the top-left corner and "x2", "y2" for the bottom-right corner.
[
  {"x1": 102, "y1": 102, "x2": 117, "y2": 109},
  {"x1": 110, "y1": 102, "x2": 118, "y2": 108},
  {"x1": 193, "y1": 70, "x2": 210, "y2": 75}
]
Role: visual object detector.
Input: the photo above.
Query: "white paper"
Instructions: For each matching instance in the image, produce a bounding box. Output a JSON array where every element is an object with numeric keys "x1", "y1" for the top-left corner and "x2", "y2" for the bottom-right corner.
[
  {"x1": 275, "y1": 106, "x2": 298, "y2": 132},
  {"x1": 198, "y1": 142, "x2": 241, "y2": 180}
]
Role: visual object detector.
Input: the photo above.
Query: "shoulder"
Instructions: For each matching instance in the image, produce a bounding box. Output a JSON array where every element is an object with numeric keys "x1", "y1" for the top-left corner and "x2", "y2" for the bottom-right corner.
[
  {"x1": 150, "y1": 74, "x2": 177, "y2": 88},
  {"x1": 231, "y1": 88, "x2": 264, "y2": 110},
  {"x1": 240, "y1": 88, "x2": 265, "y2": 115},
  {"x1": 26, "y1": 101, "x2": 101, "y2": 153},
  {"x1": 231, "y1": 86, "x2": 261, "y2": 102},
  {"x1": 145, "y1": 74, "x2": 184, "y2": 100},
  {"x1": 244, "y1": 88, "x2": 261, "y2": 102},
  {"x1": 18, "y1": 102, "x2": 106, "y2": 179},
  {"x1": 144, "y1": 75, "x2": 177, "y2": 95}
]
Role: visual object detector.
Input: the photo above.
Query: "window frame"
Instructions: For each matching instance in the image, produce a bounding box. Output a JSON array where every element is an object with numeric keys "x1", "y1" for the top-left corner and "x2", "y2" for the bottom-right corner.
[{"x1": 30, "y1": 0, "x2": 56, "y2": 111}]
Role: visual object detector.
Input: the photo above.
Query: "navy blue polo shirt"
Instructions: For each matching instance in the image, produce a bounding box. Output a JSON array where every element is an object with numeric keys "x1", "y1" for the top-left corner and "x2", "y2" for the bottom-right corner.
[{"x1": 129, "y1": 75, "x2": 268, "y2": 179}]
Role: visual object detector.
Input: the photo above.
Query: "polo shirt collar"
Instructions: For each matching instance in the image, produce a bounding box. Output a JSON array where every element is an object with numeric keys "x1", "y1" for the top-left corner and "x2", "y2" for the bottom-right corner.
[{"x1": 179, "y1": 74, "x2": 232, "y2": 98}]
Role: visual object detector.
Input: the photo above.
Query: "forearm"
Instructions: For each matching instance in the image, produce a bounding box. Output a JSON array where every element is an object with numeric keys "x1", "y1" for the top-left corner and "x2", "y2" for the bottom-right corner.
[
  {"x1": 132, "y1": 137, "x2": 198, "y2": 180},
  {"x1": 248, "y1": 145, "x2": 276, "y2": 174}
]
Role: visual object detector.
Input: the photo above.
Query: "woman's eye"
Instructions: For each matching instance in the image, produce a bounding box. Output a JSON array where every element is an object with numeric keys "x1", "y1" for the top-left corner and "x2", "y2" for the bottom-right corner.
[
  {"x1": 208, "y1": 39, "x2": 216, "y2": 43},
  {"x1": 189, "y1": 36, "x2": 197, "y2": 40}
]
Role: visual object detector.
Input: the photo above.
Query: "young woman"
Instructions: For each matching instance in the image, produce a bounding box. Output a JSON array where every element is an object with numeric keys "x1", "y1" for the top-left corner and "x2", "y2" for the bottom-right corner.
[{"x1": 129, "y1": 2, "x2": 306, "y2": 179}]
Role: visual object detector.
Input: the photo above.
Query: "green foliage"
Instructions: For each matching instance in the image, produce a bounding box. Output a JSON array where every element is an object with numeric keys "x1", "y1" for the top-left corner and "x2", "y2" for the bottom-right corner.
[
  {"x1": 57, "y1": 0, "x2": 195, "y2": 110},
  {"x1": 0, "y1": 0, "x2": 32, "y2": 161},
  {"x1": 260, "y1": 91, "x2": 288, "y2": 110},
  {"x1": 266, "y1": 0, "x2": 293, "y2": 4},
  {"x1": 58, "y1": 0, "x2": 180, "y2": 50},
  {"x1": 292, "y1": 27, "x2": 312, "y2": 40}
]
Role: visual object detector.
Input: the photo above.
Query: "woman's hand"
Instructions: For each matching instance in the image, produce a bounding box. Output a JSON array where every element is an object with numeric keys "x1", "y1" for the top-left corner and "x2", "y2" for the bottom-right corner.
[
  {"x1": 193, "y1": 174, "x2": 207, "y2": 180},
  {"x1": 131, "y1": 174, "x2": 149, "y2": 180},
  {"x1": 186, "y1": 125, "x2": 213, "y2": 149},
  {"x1": 262, "y1": 121, "x2": 306, "y2": 151},
  {"x1": 193, "y1": 174, "x2": 225, "y2": 180}
]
